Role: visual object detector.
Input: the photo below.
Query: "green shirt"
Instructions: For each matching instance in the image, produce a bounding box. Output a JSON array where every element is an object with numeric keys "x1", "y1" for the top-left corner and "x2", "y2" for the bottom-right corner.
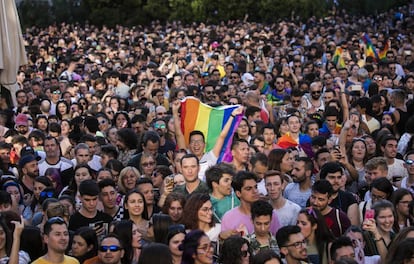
[
  {"x1": 173, "y1": 180, "x2": 209, "y2": 198},
  {"x1": 210, "y1": 193, "x2": 240, "y2": 222}
]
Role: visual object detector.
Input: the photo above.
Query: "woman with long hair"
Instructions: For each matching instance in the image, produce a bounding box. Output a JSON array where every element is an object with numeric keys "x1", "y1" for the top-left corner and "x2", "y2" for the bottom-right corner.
[
  {"x1": 391, "y1": 188, "x2": 413, "y2": 230},
  {"x1": 30, "y1": 176, "x2": 53, "y2": 215},
  {"x1": 147, "y1": 213, "x2": 173, "y2": 243},
  {"x1": 44, "y1": 167, "x2": 63, "y2": 194},
  {"x1": 138, "y1": 243, "x2": 172, "y2": 264},
  {"x1": 55, "y1": 100, "x2": 71, "y2": 120},
  {"x1": 182, "y1": 193, "x2": 221, "y2": 242},
  {"x1": 180, "y1": 229, "x2": 214, "y2": 264},
  {"x1": 161, "y1": 192, "x2": 186, "y2": 223},
  {"x1": 113, "y1": 219, "x2": 143, "y2": 264},
  {"x1": 123, "y1": 190, "x2": 149, "y2": 237},
  {"x1": 220, "y1": 235, "x2": 250, "y2": 264},
  {"x1": 297, "y1": 207, "x2": 334, "y2": 264},
  {"x1": 362, "y1": 200, "x2": 396, "y2": 261},
  {"x1": 70, "y1": 226, "x2": 98, "y2": 264},
  {"x1": 385, "y1": 238, "x2": 414, "y2": 264},
  {"x1": 268, "y1": 148, "x2": 294, "y2": 175},
  {"x1": 346, "y1": 138, "x2": 369, "y2": 191},
  {"x1": 60, "y1": 164, "x2": 94, "y2": 210},
  {"x1": 386, "y1": 226, "x2": 414, "y2": 263},
  {"x1": 166, "y1": 224, "x2": 186, "y2": 264}
]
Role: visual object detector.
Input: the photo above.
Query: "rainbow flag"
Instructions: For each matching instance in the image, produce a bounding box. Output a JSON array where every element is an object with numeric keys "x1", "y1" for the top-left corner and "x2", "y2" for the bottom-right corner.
[
  {"x1": 180, "y1": 97, "x2": 242, "y2": 162},
  {"x1": 379, "y1": 40, "x2": 390, "y2": 61},
  {"x1": 362, "y1": 33, "x2": 379, "y2": 61},
  {"x1": 332, "y1": 47, "x2": 346, "y2": 68}
]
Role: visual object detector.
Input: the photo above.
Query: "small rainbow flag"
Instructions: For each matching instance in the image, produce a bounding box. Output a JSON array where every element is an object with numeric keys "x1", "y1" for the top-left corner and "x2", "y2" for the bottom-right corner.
[
  {"x1": 180, "y1": 97, "x2": 242, "y2": 162},
  {"x1": 333, "y1": 47, "x2": 346, "y2": 68},
  {"x1": 379, "y1": 40, "x2": 390, "y2": 61},
  {"x1": 362, "y1": 33, "x2": 379, "y2": 61}
]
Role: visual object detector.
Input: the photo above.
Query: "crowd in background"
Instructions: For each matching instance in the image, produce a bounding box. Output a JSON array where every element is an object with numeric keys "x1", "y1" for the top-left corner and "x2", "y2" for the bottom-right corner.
[{"x1": 0, "y1": 2, "x2": 414, "y2": 264}]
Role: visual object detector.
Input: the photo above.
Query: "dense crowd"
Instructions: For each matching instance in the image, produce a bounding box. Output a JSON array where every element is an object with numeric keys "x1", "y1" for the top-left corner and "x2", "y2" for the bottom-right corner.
[{"x1": 0, "y1": 2, "x2": 414, "y2": 264}]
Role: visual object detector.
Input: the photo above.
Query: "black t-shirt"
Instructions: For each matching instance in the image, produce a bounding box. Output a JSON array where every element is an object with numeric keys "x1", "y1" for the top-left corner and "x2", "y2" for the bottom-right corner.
[
  {"x1": 330, "y1": 190, "x2": 357, "y2": 214},
  {"x1": 68, "y1": 210, "x2": 113, "y2": 232}
]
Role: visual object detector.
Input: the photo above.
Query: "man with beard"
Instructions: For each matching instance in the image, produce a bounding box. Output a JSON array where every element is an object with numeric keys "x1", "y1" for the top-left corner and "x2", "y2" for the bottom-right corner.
[
  {"x1": 18, "y1": 146, "x2": 40, "y2": 199},
  {"x1": 230, "y1": 139, "x2": 250, "y2": 172},
  {"x1": 284, "y1": 157, "x2": 314, "y2": 208},
  {"x1": 38, "y1": 136, "x2": 74, "y2": 187},
  {"x1": 221, "y1": 171, "x2": 280, "y2": 235},
  {"x1": 14, "y1": 113, "x2": 31, "y2": 138},
  {"x1": 277, "y1": 225, "x2": 309, "y2": 264},
  {"x1": 381, "y1": 134, "x2": 407, "y2": 180},
  {"x1": 33, "y1": 217, "x2": 79, "y2": 264},
  {"x1": 152, "y1": 118, "x2": 176, "y2": 155},
  {"x1": 302, "y1": 81, "x2": 324, "y2": 115},
  {"x1": 319, "y1": 162, "x2": 359, "y2": 226},
  {"x1": 309, "y1": 180, "x2": 351, "y2": 238},
  {"x1": 202, "y1": 82, "x2": 217, "y2": 104}
]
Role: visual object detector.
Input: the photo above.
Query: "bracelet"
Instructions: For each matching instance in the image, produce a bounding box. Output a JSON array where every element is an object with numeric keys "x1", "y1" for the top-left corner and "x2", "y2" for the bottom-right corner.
[
  {"x1": 374, "y1": 237, "x2": 383, "y2": 242},
  {"x1": 231, "y1": 114, "x2": 235, "y2": 118}
]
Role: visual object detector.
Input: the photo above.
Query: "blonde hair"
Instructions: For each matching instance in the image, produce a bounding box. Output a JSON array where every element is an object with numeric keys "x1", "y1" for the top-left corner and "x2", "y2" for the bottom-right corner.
[{"x1": 118, "y1": 166, "x2": 140, "y2": 194}]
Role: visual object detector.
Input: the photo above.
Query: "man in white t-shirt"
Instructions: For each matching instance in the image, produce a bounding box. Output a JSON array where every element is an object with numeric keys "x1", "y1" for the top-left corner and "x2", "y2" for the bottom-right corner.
[{"x1": 265, "y1": 170, "x2": 300, "y2": 226}]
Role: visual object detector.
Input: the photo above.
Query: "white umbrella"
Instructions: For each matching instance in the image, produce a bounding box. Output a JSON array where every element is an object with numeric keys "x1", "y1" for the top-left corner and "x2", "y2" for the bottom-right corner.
[{"x1": 0, "y1": 0, "x2": 27, "y2": 106}]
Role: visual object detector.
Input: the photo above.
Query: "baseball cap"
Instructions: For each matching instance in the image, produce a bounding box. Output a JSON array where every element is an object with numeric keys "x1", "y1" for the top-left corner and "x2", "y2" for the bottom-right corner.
[
  {"x1": 15, "y1": 114, "x2": 28, "y2": 126},
  {"x1": 18, "y1": 154, "x2": 39, "y2": 168},
  {"x1": 20, "y1": 146, "x2": 41, "y2": 159}
]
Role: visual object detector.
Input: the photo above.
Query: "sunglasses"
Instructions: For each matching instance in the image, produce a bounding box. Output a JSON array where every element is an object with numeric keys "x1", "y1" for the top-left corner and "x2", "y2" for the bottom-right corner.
[
  {"x1": 47, "y1": 216, "x2": 65, "y2": 225},
  {"x1": 311, "y1": 91, "x2": 321, "y2": 94},
  {"x1": 154, "y1": 124, "x2": 166, "y2": 129},
  {"x1": 142, "y1": 162, "x2": 155, "y2": 167},
  {"x1": 99, "y1": 245, "x2": 123, "y2": 252},
  {"x1": 40, "y1": 191, "x2": 54, "y2": 198},
  {"x1": 406, "y1": 159, "x2": 414, "y2": 165}
]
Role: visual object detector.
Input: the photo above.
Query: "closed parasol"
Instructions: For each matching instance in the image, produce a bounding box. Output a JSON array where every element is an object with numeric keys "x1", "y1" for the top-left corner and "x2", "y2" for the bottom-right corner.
[{"x1": 0, "y1": 0, "x2": 27, "y2": 106}]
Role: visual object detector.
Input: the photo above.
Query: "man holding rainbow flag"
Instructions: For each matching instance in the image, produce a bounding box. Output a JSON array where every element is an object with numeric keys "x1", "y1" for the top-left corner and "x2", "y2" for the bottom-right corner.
[{"x1": 172, "y1": 97, "x2": 244, "y2": 181}]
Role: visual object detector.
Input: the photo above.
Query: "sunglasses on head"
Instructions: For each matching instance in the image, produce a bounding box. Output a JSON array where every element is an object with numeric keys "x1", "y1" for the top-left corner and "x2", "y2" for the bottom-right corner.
[
  {"x1": 99, "y1": 245, "x2": 123, "y2": 252},
  {"x1": 47, "y1": 216, "x2": 65, "y2": 225}
]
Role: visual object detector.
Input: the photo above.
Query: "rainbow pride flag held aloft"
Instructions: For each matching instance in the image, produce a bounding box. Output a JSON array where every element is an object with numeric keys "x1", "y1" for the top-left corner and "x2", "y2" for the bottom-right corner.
[
  {"x1": 362, "y1": 33, "x2": 379, "y2": 61},
  {"x1": 180, "y1": 97, "x2": 242, "y2": 162}
]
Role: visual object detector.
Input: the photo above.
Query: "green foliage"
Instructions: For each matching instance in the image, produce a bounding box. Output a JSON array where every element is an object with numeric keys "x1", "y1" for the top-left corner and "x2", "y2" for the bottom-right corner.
[{"x1": 16, "y1": 0, "x2": 407, "y2": 28}]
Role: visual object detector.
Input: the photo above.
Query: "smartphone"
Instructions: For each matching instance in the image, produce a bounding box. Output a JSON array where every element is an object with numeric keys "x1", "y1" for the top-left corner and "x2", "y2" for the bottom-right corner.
[
  {"x1": 165, "y1": 175, "x2": 175, "y2": 188},
  {"x1": 149, "y1": 105, "x2": 155, "y2": 113},
  {"x1": 365, "y1": 209, "x2": 375, "y2": 220}
]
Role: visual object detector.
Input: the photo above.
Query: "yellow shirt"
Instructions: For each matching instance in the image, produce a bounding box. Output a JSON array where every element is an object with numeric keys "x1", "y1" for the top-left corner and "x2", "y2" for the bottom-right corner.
[{"x1": 32, "y1": 255, "x2": 80, "y2": 264}]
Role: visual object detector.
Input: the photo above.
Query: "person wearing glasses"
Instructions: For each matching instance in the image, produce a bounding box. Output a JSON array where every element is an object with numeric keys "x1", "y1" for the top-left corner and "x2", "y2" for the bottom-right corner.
[
  {"x1": 180, "y1": 229, "x2": 214, "y2": 264},
  {"x1": 302, "y1": 81, "x2": 324, "y2": 115},
  {"x1": 33, "y1": 216, "x2": 79, "y2": 264},
  {"x1": 220, "y1": 235, "x2": 250, "y2": 264},
  {"x1": 96, "y1": 234, "x2": 125, "y2": 264},
  {"x1": 152, "y1": 118, "x2": 176, "y2": 156},
  {"x1": 276, "y1": 225, "x2": 309, "y2": 264},
  {"x1": 401, "y1": 151, "x2": 414, "y2": 191}
]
